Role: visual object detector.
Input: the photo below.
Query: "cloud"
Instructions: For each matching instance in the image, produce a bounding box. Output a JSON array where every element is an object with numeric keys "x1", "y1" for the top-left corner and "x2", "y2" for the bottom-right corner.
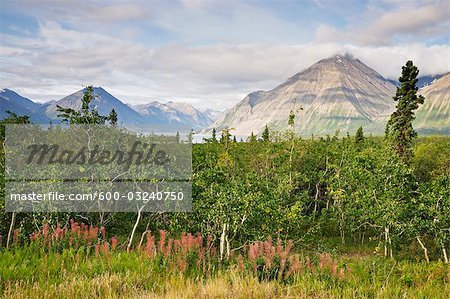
[
  {"x1": 90, "y1": 3, "x2": 150, "y2": 22},
  {"x1": 6, "y1": 0, "x2": 152, "y2": 23},
  {"x1": 0, "y1": 1, "x2": 448, "y2": 110},
  {"x1": 1, "y1": 21, "x2": 448, "y2": 110},
  {"x1": 316, "y1": 1, "x2": 450, "y2": 45}
]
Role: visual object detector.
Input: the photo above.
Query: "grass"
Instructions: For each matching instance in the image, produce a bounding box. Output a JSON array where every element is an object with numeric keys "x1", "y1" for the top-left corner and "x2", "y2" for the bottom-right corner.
[
  {"x1": 1, "y1": 222, "x2": 450, "y2": 298},
  {"x1": 1, "y1": 251, "x2": 450, "y2": 298}
]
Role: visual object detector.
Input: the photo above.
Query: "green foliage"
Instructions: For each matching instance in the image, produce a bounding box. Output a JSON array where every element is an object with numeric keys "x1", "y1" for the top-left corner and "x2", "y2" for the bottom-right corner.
[
  {"x1": 212, "y1": 127, "x2": 217, "y2": 143},
  {"x1": 0, "y1": 92, "x2": 449, "y2": 297},
  {"x1": 0, "y1": 111, "x2": 30, "y2": 139},
  {"x1": 248, "y1": 132, "x2": 257, "y2": 143},
  {"x1": 220, "y1": 128, "x2": 231, "y2": 145},
  {"x1": 288, "y1": 110, "x2": 295, "y2": 127},
  {"x1": 109, "y1": 108, "x2": 118, "y2": 126},
  {"x1": 0, "y1": 111, "x2": 449, "y2": 265},
  {"x1": 262, "y1": 125, "x2": 270, "y2": 142},
  {"x1": 187, "y1": 129, "x2": 194, "y2": 144},
  {"x1": 386, "y1": 61, "x2": 425, "y2": 162},
  {"x1": 355, "y1": 126, "x2": 364, "y2": 145},
  {"x1": 0, "y1": 111, "x2": 31, "y2": 237},
  {"x1": 413, "y1": 137, "x2": 450, "y2": 182},
  {"x1": 56, "y1": 86, "x2": 117, "y2": 125}
]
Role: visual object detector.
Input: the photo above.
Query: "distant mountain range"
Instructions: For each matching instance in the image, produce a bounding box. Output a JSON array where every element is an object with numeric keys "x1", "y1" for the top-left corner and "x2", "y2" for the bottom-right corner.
[
  {"x1": 208, "y1": 55, "x2": 449, "y2": 136},
  {"x1": 0, "y1": 89, "x2": 49, "y2": 123},
  {"x1": 1, "y1": 55, "x2": 449, "y2": 136},
  {"x1": 0, "y1": 87, "x2": 219, "y2": 132}
]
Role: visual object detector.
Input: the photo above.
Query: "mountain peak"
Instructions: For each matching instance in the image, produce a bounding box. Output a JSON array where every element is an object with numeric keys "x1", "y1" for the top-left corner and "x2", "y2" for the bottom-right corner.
[
  {"x1": 319, "y1": 53, "x2": 359, "y2": 64},
  {"x1": 210, "y1": 55, "x2": 398, "y2": 136}
]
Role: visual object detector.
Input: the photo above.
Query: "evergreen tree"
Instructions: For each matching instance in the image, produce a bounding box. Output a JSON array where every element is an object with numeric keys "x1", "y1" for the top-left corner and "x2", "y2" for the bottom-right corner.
[
  {"x1": 109, "y1": 109, "x2": 118, "y2": 126},
  {"x1": 220, "y1": 129, "x2": 231, "y2": 144},
  {"x1": 386, "y1": 61, "x2": 425, "y2": 161},
  {"x1": 233, "y1": 135, "x2": 237, "y2": 143},
  {"x1": 212, "y1": 127, "x2": 217, "y2": 143},
  {"x1": 175, "y1": 131, "x2": 180, "y2": 143},
  {"x1": 248, "y1": 132, "x2": 257, "y2": 143},
  {"x1": 0, "y1": 111, "x2": 30, "y2": 139},
  {"x1": 262, "y1": 125, "x2": 270, "y2": 142},
  {"x1": 355, "y1": 126, "x2": 364, "y2": 144},
  {"x1": 187, "y1": 129, "x2": 194, "y2": 144}
]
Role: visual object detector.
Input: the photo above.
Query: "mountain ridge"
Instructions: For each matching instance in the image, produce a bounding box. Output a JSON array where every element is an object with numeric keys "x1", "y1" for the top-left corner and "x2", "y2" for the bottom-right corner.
[{"x1": 0, "y1": 87, "x2": 218, "y2": 132}]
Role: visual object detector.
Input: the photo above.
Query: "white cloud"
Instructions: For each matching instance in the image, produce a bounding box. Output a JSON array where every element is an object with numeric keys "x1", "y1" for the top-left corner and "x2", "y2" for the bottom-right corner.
[
  {"x1": 0, "y1": 4, "x2": 449, "y2": 110},
  {"x1": 316, "y1": 1, "x2": 449, "y2": 45}
]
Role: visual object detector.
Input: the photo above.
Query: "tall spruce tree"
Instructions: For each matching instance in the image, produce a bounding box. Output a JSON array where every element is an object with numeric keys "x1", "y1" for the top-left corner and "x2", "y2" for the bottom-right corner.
[
  {"x1": 212, "y1": 127, "x2": 217, "y2": 143},
  {"x1": 355, "y1": 126, "x2": 364, "y2": 145},
  {"x1": 386, "y1": 60, "x2": 424, "y2": 161},
  {"x1": 109, "y1": 109, "x2": 118, "y2": 126},
  {"x1": 248, "y1": 132, "x2": 257, "y2": 143},
  {"x1": 262, "y1": 125, "x2": 270, "y2": 142}
]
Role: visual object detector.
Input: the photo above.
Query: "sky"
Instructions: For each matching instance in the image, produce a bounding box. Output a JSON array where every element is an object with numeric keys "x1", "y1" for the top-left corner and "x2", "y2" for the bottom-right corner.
[{"x1": 0, "y1": 0, "x2": 449, "y2": 110}]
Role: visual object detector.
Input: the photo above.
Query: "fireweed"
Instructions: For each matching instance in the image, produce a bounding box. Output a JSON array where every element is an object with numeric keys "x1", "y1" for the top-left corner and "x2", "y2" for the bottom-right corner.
[{"x1": 3, "y1": 221, "x2": 351, "y2": 282}]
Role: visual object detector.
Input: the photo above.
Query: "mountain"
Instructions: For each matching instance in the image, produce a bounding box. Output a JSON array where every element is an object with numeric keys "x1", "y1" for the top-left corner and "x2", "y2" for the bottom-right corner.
[
  {"x1": 417, "y1": 74, "x2": 445, "y2": 88},
  {"x1": 199, "y1": 108, "x2": 222, "y2": 123},
  {"x1": 0, "y1": 87, "x2": 216, "y2": 132},
  {"x1": 415, "y1": 73, "x2": 450, "y2": 134},
  {"x1": 43, "y1": 87, "x2": 216, "y2": 131},
  {"x1": 0, "y1": 89, "x2": 49, "y2": 122},
  {"x1": 388, "y1": 73, "x2": 445, "y2": 88},
  {"x1": 42, "y1": 87, "x2": 139, "y2": 123},
  {"x1": 166, "y1": 101, "x2": 217, "y2": 128},
  {"x1": 132, "y1": 101, "x2": 216, "y2": 130},
  {"x1": 42, "y1": 87, "x2": 146, "y2": 127},
  {"x1": 135, "y1": 101, "x2": 214, "y2": 130},
  {"x1": 210, "y1": 55, "x2": 398, "y2": 136}
]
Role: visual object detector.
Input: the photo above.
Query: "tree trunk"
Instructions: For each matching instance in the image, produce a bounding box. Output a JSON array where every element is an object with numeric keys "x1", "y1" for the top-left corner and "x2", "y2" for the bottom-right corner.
[
  {"x1": 314, "y1": 184, "x2": 319, "y2": 213},
  {"x1": 442, "y1": 243, "x2": 448, "y2": 264},
  {"x1": 384, "y1": 227, "x2": 388, "y2": 258},
  {"x1": 388, "y1": 234, "x2": 393, "y2": 259},
  {"x1": 416, "y1": 236, "x2": 430, "y2": 263},
  {"x1": 340, "y1": 210, "x2": 345, "y2": 245},
  {"x1": 6, "y1": 212, "x2": 16, "y2": 249},
  {"x1": 220, "y1": 223, "x2": 228, "y2": 261},
  {"x1": 226, "y1": 234, "x2": 230, "y2": 259},
  {"x1": 127, "y1": 205, "x2": 145, "y2": 252}
]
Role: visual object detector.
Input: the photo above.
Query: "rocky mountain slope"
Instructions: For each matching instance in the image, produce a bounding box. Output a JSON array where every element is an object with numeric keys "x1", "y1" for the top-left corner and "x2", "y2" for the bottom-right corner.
[
  {"x1": 415, "y1": 73, "x2": 450, "y2": 134},
  {"x1": 0, "y1": 89, "x2": 49, "y2": 122},
  {"x1": 133, "y1": 101, "x2": 215, "y2": 129},
  {"x1": 210, "y1": 55, "x2": 398, "y2": 136}
]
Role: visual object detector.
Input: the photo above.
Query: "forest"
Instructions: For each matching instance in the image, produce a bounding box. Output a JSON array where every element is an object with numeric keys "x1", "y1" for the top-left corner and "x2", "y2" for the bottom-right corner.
[{"x1": 0, "y1": 63, "x2": 449, "y2": 298}]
